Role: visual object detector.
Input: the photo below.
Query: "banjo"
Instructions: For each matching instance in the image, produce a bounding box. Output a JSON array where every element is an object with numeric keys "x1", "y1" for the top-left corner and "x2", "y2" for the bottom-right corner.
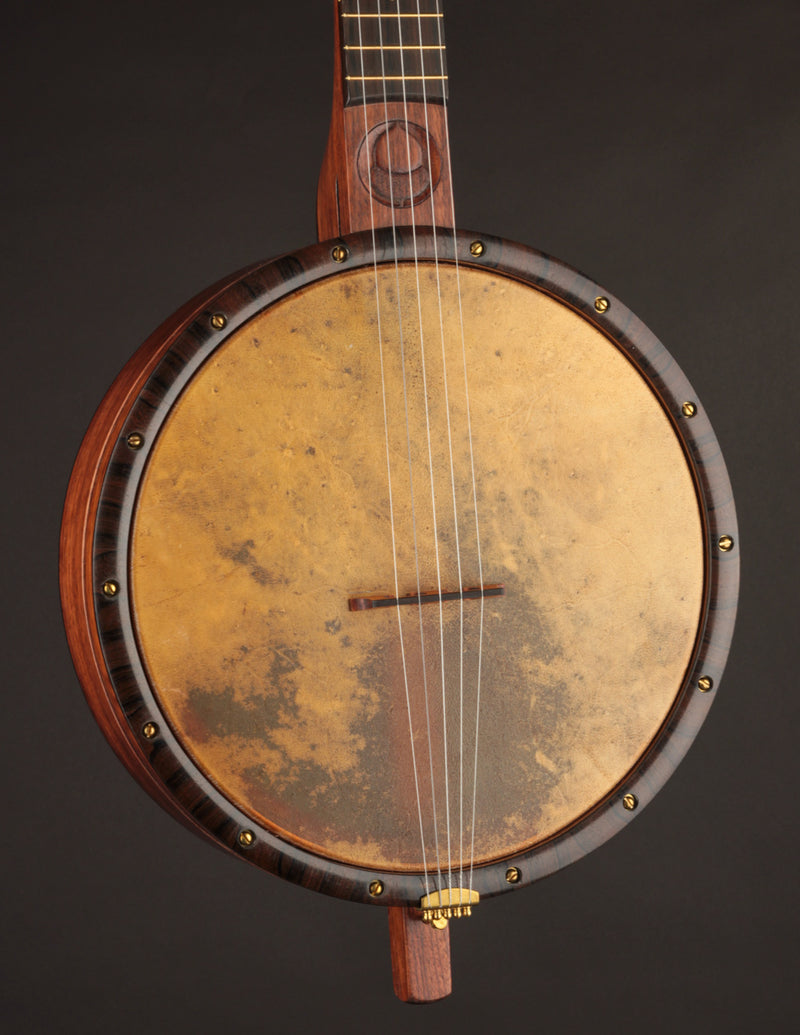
[{"x1": 60, "y1": 0, "x2": 739, "y2": 1003}]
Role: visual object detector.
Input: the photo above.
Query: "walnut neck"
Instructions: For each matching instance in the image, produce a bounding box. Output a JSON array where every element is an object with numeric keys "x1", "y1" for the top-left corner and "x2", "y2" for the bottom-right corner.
[{"x1": 317, "y1": 0, "x2": 454, "y2": 239}]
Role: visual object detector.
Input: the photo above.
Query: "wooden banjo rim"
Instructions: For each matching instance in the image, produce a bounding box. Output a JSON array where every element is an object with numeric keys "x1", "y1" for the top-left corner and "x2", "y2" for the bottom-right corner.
[{"x1": 60, "y1": 227, "x2": 739, "y2": 907}]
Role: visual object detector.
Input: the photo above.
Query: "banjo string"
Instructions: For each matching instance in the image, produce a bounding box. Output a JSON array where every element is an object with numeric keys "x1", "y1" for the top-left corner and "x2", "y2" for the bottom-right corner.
[
  {"x1": 432, "y1": 0, "x2": 487, "y2": 896},
  {"x1": 412, "y1": 0, "x2": 467, "y2": 896},
  {"x1": 396, "y1": 0, "x2": 453, "y2": 894},
  {"x1": 354, "y1": 0, "x2": 433, "y2": 894},
  {"x1": 377, "y1": 0, "x2": 447, "y2": 892}
]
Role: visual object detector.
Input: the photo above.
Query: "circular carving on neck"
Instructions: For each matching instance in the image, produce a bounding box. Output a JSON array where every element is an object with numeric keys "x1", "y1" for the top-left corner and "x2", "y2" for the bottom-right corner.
[{"x1": 357, "y1": 120, "x2": 442, "y2": 209}]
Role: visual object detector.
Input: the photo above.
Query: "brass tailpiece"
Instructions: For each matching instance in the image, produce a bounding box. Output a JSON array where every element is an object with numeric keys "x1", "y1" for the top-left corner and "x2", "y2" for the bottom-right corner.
[{"x1": 420, "y1": 888, "x2": 480, "y2": 928}]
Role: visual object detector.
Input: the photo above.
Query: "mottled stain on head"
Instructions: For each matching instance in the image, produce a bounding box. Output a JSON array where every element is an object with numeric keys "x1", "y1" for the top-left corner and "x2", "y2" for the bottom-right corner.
[
  {"x1": 219, "y1": 539, "x2": 276, "y2": 586},
  {"x1": 268, "y1": 646, "x2": 302, "y2": 682},
  {"x1": 181, "y1": 681, "x2": 300, "y2": 747}
]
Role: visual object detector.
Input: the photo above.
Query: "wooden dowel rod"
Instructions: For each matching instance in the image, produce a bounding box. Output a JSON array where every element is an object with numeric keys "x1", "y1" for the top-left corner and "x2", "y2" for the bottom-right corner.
[{"x1": 388, "y1": 906, "x2": 452, "y2": 1003}]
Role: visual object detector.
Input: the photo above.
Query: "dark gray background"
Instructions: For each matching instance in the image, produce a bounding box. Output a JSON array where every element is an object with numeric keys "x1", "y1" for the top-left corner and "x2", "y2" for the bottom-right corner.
[{"x1": 3, "y1": 0, "x2": 798, "y2": 1031}]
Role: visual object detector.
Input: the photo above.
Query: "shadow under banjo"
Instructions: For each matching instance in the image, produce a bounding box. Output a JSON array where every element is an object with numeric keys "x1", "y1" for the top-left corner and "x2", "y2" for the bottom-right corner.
[{"x1": 60, "y1": 0, "x2": 739, "y2": 1003}]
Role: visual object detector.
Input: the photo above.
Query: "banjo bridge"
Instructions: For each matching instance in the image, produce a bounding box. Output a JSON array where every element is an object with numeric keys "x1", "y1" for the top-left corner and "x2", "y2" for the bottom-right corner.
[
  {"x1": 349, "y1": 583, "x2": 504, "y2": 612},
  {"x1": 420, "y1": 888, "x2": 480, "y2": 926}
]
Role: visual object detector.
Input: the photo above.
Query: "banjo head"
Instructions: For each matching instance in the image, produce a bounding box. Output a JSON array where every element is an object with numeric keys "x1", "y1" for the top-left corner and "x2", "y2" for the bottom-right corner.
[{"x1": 61, "y1": 229, "x2": 738, "y2": 905}]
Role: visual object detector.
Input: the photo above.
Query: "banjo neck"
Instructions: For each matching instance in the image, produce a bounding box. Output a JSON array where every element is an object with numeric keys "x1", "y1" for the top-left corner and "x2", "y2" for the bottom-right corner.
[{"x1": 317, "y1": 0, "x2": 455, "y2": 238}]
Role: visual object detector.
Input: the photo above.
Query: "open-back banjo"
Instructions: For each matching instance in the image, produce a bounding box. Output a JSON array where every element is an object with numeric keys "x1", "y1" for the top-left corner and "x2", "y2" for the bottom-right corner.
[{"x1": 60, "y1": 0, "x2": 739, "y2": 1003}]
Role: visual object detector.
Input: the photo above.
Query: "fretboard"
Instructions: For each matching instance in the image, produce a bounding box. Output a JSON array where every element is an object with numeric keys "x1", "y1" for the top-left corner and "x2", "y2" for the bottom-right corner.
[{"x1": 339, "y1": 0, "x2": 448, "y2": 107}]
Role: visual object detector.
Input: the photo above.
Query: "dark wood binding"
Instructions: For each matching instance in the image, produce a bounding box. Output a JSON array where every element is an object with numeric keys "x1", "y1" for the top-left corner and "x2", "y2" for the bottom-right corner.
[
  {"x1": 317, "y1": 0, "x2": 454, "y2": 238},
  {"x1": 388, "y1": 906, "x2": 452, "y2": 1003}
]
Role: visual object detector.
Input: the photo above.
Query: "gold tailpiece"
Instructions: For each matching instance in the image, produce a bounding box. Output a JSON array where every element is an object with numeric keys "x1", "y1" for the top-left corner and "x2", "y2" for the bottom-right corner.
[{"x1": 420, "y1": 888, "x2": 479, "y2": 926}]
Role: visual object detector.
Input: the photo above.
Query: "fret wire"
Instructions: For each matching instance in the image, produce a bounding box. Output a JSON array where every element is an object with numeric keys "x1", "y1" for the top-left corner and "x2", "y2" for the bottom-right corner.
[
  {"x1": 346, "y1": 75, "x2": 447, "y2": 81},
  {"x1": 341, "y1": 13, "x2": 444, "y2": 17},
  {"x1": 344, "y1": 45, "x2": 445, "y2": 50}
]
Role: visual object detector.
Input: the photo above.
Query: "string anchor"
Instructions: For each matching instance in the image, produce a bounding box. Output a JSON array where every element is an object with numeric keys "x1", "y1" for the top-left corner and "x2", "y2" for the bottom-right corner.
[{"x1": 420, "y1": 888, "x2": 479, "y2": 926}]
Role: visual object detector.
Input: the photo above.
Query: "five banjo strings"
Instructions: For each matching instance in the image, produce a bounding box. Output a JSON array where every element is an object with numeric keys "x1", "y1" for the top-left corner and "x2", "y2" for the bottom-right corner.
[{"x1": 353, "y1": 0, "x2": 485, "y2": 902}]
